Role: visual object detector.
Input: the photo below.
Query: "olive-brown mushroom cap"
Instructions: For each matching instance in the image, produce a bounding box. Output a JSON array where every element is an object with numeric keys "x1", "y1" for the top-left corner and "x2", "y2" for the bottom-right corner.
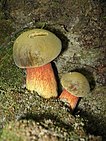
[
  {"x1": 13, "y1": 29, "x2": 62, "y2": 68},
  {"x1": 61, "y1": 72, "x2": 90, "y2": 97}
]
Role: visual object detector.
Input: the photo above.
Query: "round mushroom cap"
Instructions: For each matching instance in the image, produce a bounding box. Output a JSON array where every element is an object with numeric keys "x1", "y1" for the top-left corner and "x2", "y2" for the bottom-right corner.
[
  {"x1": 13, "y1": 29, "x2": 62, "y2": 68},
  {"x1": 61, "y1": 72, "x2": 90, "y2": 97}
]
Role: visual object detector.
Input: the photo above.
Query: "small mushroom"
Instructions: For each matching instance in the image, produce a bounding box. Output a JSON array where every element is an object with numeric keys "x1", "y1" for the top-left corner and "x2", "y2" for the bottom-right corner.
[
  {"x1": 59, "y1": 72, "x2": 90, "y2": 110},
  {"x1": 13, "y1": 29, "x2": 62, "y2": 98}
]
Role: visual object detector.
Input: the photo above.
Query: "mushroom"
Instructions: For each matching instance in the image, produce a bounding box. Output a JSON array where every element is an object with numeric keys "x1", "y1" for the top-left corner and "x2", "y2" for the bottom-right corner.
[
  {"x1": 13, "y1": 29, "x2": 62, "y2": 98},
  {"x1": 59, "y1": 72, "x2": 90, "y2": 110}
]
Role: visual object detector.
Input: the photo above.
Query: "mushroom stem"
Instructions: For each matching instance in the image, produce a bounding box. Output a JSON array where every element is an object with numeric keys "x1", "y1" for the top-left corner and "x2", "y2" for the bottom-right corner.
[
  {"x1": 59, "y1": 89, "x2": 79, "y2": 110},
  {"x1": 26, "y1": 63, "x2": 58, "y2": 98}
]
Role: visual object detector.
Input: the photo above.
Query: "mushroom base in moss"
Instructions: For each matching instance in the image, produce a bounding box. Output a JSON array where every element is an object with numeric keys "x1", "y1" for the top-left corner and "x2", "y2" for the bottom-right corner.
[
  {"x1": 59, "y1": 89, "x2": 79, "y2": 110},
  {"x1": 26, "y1": 63, "x2": 58, "y2": 98}
]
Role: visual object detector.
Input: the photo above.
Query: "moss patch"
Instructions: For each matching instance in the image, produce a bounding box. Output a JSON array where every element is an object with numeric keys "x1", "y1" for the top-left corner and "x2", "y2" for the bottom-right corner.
[{"x1": 0, "y1": 44, "x2": 24, "y2": 90}]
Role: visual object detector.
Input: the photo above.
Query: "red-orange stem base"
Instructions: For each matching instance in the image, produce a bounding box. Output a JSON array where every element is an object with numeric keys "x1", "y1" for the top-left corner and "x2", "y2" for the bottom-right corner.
[
  {"x1": 26, "y1": 63, "x2": 58, "y2": 98},
  {"x1": 59, "y1": 89, "x2": 79, "y2": 110}
]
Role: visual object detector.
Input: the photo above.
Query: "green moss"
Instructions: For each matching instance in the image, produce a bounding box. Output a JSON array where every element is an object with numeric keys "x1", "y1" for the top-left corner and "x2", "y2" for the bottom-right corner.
[
  {"x1": 0, "y1": 44, "x2": 24, "y2": 90},
  {"x1": 0, "y1": 82, "x2": 88, "y2": 140},
  {"x1": 0, "y1": 119, "x2": 88, "y2": 141},
  {"x1": 0, "y1": 121, "x2": 26, "y2": 141}
]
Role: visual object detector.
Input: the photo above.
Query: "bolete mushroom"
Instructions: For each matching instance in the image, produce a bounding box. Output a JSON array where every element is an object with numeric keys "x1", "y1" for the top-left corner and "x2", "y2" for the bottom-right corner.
[
  {"x1": 59, "y1": 72, "x2": 90, "y2": 110},
  {"x1": 13, "y1": 29, "x2": 62, "y2": 98}
]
